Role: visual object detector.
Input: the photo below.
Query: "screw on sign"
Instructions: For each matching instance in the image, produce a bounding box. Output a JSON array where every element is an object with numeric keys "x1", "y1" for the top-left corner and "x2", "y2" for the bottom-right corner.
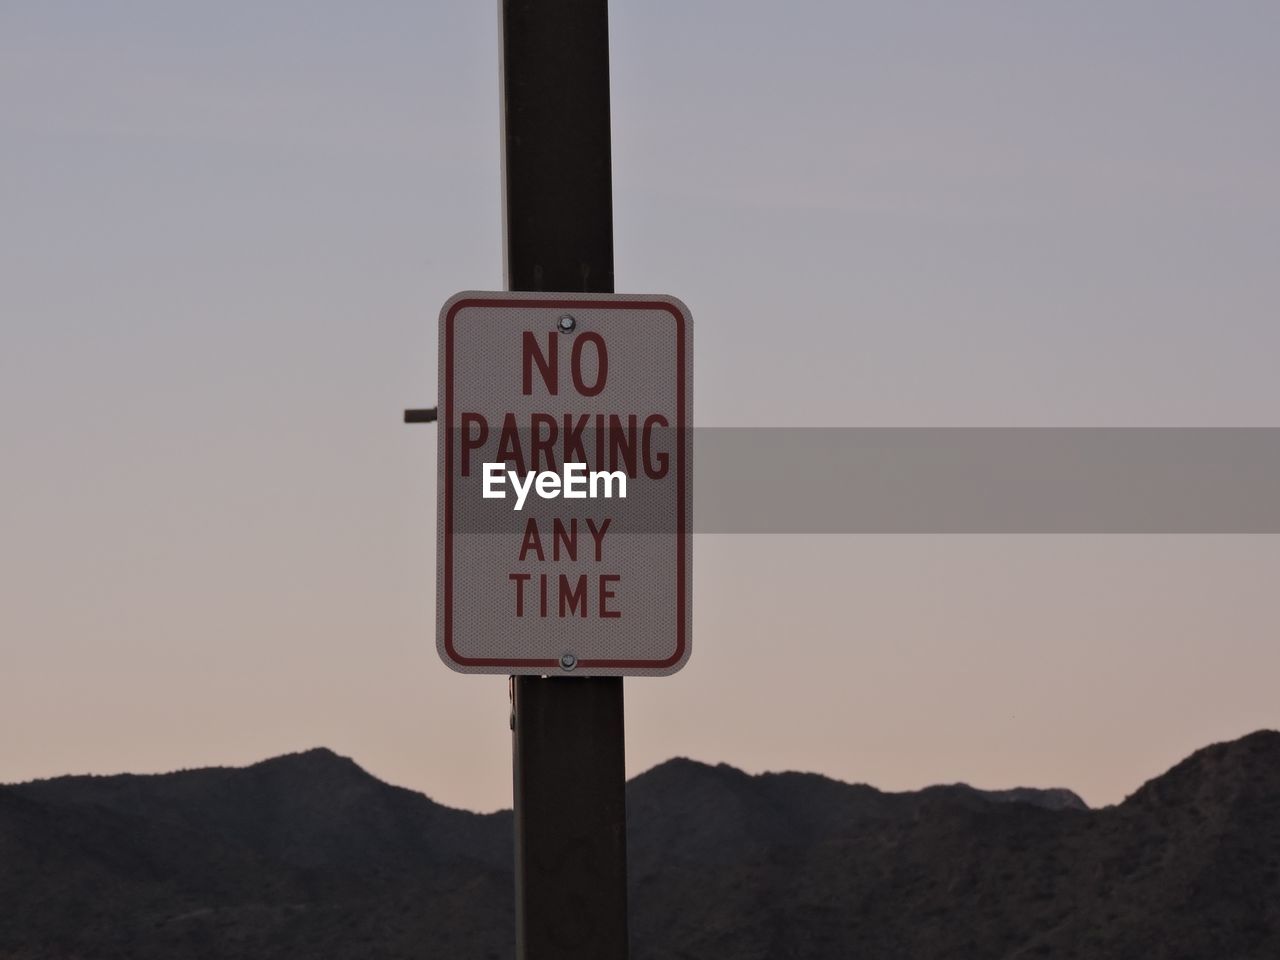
[{"x1": 438, "y1": 291, "x2": 692, "y2": 677}]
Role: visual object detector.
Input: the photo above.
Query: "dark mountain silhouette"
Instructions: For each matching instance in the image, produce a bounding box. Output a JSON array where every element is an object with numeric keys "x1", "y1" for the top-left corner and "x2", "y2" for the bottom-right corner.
[{"x1": 3, "y1": 732, "x2": 1278, "y2": 959}]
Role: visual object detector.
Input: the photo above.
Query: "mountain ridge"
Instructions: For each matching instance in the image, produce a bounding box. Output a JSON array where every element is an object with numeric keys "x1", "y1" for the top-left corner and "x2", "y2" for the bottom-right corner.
[
  {"x1": 2, "y1": 730, "x2": 1278, "y2": 959},
  {"x1": 10, "y1": 748, "x2": 1088, "y2": 815}
]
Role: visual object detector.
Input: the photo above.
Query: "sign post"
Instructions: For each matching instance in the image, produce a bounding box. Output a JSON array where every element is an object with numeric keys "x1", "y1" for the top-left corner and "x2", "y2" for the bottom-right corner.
[
  {"x1": 497, "y1": 2, "x2": 684, "y2": 958},
  {"x1": 416, "y1": 2, "x2": 691, "y2": 955},
  {"x1": 505, "y1": 0, "x2": 629, "y2": 944},
  {"x1": 409, "y1": 0, "x2": 694, "y2": 952}
]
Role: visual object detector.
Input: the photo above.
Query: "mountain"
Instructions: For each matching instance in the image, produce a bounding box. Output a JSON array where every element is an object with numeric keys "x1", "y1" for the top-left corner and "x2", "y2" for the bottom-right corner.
[
  {"x1": 2, "y1": 733, "x2": 1279, "y2": 959},
  {"x1": 0, "y1": 750, "x2": 513, "y2": 959}
]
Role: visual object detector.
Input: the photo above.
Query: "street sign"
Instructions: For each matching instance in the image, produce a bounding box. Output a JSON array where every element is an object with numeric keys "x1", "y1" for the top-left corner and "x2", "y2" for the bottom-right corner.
[{"x1": 438, "y1": 291, "x2": 692, "y2": 676}]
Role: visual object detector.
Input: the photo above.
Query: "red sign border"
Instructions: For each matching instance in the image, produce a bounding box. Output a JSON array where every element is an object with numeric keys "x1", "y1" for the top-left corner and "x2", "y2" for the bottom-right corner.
[{"x1": 442, "y1": 295, "x2": 688, "y2": 672}]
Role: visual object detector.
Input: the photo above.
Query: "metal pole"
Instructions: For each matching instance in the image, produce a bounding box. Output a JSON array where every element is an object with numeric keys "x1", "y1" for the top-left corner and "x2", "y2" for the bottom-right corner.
[{"x1": 501, "y1": 2, "x2": 629, "y2": 959}]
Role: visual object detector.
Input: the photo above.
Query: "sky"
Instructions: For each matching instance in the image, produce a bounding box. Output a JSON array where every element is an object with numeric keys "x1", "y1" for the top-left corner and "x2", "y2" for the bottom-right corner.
[{"x1": 2, "y1": 1, "x2": 1279, "y2": 811}]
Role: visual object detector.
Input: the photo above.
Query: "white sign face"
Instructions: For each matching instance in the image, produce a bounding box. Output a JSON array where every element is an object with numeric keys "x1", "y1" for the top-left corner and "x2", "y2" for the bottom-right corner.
[{"x1": 437, "y1": 291, "x2": 692, "y2": 676}]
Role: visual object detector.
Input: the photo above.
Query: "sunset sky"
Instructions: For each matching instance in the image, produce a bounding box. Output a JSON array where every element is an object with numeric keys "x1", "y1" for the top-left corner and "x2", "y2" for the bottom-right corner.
[{"x1": 3, "y1": 1, "x2": 1279, "y2": 811}]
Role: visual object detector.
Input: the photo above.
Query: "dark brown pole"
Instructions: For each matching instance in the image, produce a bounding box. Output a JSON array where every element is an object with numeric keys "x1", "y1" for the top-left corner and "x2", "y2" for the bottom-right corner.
[{"x1": 501, "y1": 2, "x2": 629, "y2": 958}]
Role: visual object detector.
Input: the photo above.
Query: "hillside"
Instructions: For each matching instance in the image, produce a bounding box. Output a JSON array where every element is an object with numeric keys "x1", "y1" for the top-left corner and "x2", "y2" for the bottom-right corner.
[{"x1": 2, "y1": 733, "x2": 1278, "y2": 959}]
